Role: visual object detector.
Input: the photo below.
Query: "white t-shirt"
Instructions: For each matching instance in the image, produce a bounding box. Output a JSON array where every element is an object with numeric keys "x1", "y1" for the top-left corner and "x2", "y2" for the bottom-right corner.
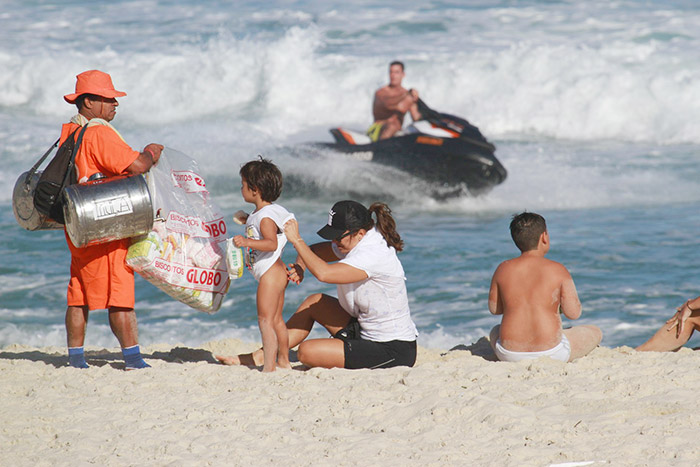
[
  {"x1": 244, "y1": 203, "x2": 294, "y2": 281},
  {"x1": 333, "y1": 227, "x2": 418, "y2": 342}
]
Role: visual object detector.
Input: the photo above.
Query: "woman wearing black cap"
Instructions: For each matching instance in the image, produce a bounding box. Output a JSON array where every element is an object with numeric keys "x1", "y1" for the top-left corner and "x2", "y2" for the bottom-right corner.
[
  {"x1": 280, "y1": 200, "x2": 418, "y2": 369},
  {"x1": 217, "y1": 200, "x2": 418, "y2": 370}
]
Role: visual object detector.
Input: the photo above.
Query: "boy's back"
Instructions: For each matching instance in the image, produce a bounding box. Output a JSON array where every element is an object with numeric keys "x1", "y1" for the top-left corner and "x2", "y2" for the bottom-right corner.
[
  {"x1": 488, "y1": 211, "x2": 600, "y2": 362},
  {"x1": 491, "y1": 254, "x2": 580, "y2": 352}
]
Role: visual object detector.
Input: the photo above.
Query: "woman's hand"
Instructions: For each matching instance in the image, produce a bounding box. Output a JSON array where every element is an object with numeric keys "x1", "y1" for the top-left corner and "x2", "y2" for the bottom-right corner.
[
  {"x1": 233, "y1": 234, "x2": 248, "y2": 248},
  {"x1": 284, "y1": 219, "x2": 302, "y2": 246},
  {"x1": 666, "y1": 304, "x2": 692, "y2": 338},
  {"x1": 286, "y1": 263, "x2": 305, "y2": 284}
]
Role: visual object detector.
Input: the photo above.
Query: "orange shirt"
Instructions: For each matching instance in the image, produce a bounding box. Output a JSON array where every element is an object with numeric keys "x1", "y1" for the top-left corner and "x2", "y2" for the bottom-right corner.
[
  {"x1": 59, "y1": 122, "x2": 139, "y2": 182},
  {"x1": 61, "y1": 121, "x2": 141, "y2": 310}
]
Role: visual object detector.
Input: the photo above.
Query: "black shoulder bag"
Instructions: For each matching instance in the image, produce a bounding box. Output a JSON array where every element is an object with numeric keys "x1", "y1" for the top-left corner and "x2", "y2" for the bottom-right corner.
[{"x1": 32, "y1": 124, "x2": 89, "y2": 224}]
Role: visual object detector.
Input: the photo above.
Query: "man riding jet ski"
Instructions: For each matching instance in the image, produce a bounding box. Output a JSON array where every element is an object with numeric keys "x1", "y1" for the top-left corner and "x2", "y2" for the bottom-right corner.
[
  {"x1": 324, "y1": 61, "x2": 507, "y2": 197},
  {"x1": 367, "y1": 60, "x2": 423, "y2": 142}
]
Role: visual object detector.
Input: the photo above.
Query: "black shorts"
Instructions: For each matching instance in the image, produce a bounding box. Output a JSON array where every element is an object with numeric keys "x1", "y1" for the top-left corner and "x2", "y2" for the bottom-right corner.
[{"x1": 334, "y1": 319, "x2": 417, "y2": 369}]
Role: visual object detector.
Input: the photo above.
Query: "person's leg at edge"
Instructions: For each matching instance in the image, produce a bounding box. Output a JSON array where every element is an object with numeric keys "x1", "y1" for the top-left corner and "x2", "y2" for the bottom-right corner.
[
  {"x1": 66, "y1": 305, "x2": 90, "y2": 368},
  {"x1": 216, "y1": 293, "x2": 352, "y2": 367},
  {"x1": 563, "y1": 325, "x2": 602, "y2": 362},
  {"x1": 636, "y1": 310, "x2": 700, "y2": 352},
  {"x1": 109, "y1": 307, "x2": 150, "y2": 369}
]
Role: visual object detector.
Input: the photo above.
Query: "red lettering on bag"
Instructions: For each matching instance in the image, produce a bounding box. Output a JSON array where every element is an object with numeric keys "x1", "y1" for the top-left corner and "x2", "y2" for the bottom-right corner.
[
  {"x1": 155, "y1": 260, "x2": 171, "y2": 272},
  {"x1": 202, "y1": 219, "x2": 226, "y2": 238}
]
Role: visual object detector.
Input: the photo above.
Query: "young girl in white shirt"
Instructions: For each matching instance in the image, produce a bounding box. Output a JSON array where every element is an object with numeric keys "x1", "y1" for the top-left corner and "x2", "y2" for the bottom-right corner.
[{"x1": 229, "y1": 157, "x2": 294, "y2": 372}]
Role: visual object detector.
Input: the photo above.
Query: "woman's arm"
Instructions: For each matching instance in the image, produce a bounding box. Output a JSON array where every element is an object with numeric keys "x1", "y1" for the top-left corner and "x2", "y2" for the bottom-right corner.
[
  {"x1": 287, "y1": 242, "x2": 337, "y2": 285},
  {"x1": 284, "y1": 219, "x2": 367, "y2": 285},
  {"x1": 305, "y1": 242, "x2": 340, "y2": 263}
]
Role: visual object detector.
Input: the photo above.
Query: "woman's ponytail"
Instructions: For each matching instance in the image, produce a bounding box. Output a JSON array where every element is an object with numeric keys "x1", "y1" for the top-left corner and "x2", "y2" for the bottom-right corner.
[{"x1": 368, "y1": 202, "x2": 404, "y2": 252}]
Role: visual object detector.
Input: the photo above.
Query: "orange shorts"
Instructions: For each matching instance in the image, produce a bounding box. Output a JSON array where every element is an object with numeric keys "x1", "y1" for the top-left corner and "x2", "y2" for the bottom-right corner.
[{"x1": 67, "y1": 234, "x2": 135, "y2": 311}]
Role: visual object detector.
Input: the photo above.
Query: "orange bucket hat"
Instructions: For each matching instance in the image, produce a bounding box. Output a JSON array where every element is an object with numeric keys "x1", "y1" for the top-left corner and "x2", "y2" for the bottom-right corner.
[{"x1": 63, "y1": 70, "x2": 127, "y2": 104}]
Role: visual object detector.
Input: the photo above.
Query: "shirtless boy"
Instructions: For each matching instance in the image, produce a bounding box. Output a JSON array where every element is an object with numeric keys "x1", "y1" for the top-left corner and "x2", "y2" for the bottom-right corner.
[
  {"x1": 368, "y1": 61, "x2": 422, "y2": 141},
  {"x1": 488, "y1": 212, "x2": 602, "y2": 362}
]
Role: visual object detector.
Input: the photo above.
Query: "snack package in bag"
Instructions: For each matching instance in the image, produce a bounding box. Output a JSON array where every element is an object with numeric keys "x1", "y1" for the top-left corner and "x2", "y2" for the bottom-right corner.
[{"x1": 126, "y1": 148, "x2": 243, "y2": 313}]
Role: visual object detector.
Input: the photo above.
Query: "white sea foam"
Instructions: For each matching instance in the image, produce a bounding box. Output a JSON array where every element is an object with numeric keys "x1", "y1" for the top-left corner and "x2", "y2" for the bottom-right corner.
[
  {"x1": 1, "y1": 1, "x2": 698, "y2": 211},
  {"x1": 0, "y1": 1, "x2": 698, "y2": 142}
]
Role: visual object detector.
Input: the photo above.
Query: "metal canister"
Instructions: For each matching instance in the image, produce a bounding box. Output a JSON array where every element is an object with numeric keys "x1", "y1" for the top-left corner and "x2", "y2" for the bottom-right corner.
[
  {"x1": 12, "y1": 170, "x2": 63, "y2": 231},
  {"x1": 63, "y1": 174, "x2": 153, "y2": 248}
]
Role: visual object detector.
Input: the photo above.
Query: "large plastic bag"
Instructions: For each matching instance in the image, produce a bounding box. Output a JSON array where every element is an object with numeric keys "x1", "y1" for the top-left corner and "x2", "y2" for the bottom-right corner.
[{"x1": 126, "y1": 148, "x2": 243, "y2": 313}]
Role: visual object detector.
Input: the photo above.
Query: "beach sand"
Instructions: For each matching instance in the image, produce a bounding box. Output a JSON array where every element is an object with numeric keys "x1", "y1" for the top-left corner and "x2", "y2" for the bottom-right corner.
[{"x1": 2, "y1": 339, "x2": 699, "y2": 466}]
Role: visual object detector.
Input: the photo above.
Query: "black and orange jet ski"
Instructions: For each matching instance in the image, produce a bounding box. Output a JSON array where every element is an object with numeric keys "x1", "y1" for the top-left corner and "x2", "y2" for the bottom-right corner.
[{"x1": 322, "y1": 100, "x2": 507, "y2": 196}]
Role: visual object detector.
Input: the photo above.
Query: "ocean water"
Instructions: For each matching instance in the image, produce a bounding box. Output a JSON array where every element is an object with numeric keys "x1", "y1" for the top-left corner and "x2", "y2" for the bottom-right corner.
[{"x1": 2, "y1": 0, "x2": 700, "y2": 351}]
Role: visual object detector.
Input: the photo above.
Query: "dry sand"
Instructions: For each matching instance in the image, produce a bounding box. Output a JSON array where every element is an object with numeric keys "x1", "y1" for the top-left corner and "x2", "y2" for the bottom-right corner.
[{"x1": 2, "y1": 338, "x2": 699, "y2": 466}]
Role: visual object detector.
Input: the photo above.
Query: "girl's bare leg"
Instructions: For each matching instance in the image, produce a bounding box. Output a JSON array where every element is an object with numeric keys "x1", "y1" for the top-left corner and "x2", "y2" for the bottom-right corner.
[
  {"x1": 274, "y1": 271, "x2": 291, "y2": 369},
  {"x1": 256, "y1": 265, "x2": 291, "y2": 372}
]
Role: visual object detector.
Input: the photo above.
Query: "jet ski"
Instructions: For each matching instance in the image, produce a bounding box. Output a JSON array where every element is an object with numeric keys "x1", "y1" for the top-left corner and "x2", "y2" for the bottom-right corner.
[{"x1": 321, "y1": 99, "x2": 507, "y2": 196}]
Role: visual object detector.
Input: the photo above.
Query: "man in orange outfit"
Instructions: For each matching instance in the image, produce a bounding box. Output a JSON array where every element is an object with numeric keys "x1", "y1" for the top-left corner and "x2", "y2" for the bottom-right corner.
[{"x1": 61, "y1": 69, "x2": 163, "y2": 369}]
